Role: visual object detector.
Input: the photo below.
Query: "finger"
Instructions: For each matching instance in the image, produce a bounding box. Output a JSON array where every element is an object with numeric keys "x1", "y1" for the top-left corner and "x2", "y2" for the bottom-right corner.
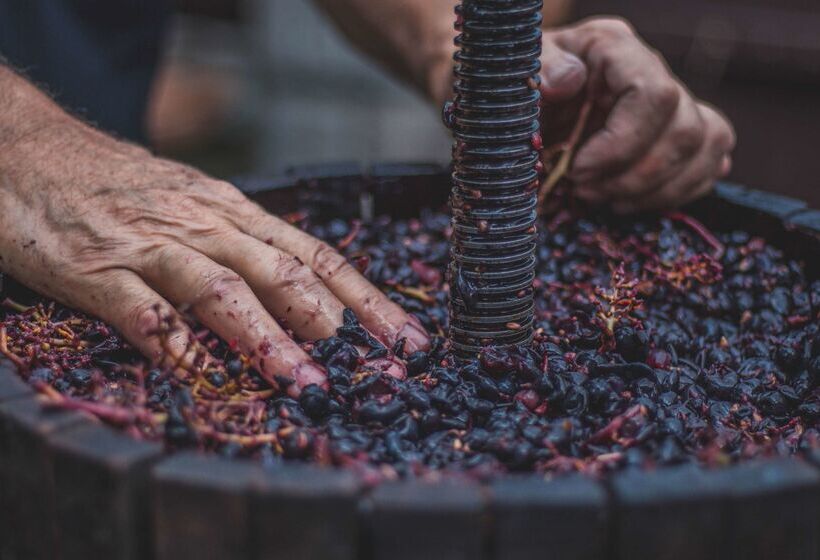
[
  {"x1": 577, "y1": 92, "x2": 705, "y2": 201},
  {"x1": 701, "y1": 102, "x2": 737, "y2": 154},
  {"x1": 679, "y1": 178, "x2": 716, "y2": 207},
  {"x1": 238, "y1": 212, "x2": 430, "y2": 354},
  {"x1": 539, "y1": 33, "x2": 588, "y2": 102},
  {"x1": 719, "y1": 155, "x2": 732, "y2": 178},
  {"x1": 79, "y1": 269, "x2": 206, "y2": 372},
  {"x1": 143, "y1": 244, "x2": 326, "y2": 396},
  {"x1": 571, "y1": 55, "x2": 680, "y2": 182},
  {"x1": 199, "y1": 231, "x2": 408, "y2": 381},
  {"x1": 572, "y1": 183, "x2": 611, "y2": 204},
  {"x1": 615, "y1": 177, "x2": 715, "y2": 216},
  {"x1": 199, "y1": 231, "x2": 346, "y2": 342},
  {"x1": 553, "y1": 20, "x2": 681, "y2": 182},
  {"x1": 612, "y1": 130, "x2": 725, "y2": 214}
]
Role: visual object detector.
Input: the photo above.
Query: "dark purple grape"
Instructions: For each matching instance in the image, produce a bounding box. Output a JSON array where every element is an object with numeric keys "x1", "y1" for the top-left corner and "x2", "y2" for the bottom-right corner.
[
  {"x1": 774, "y1": 345, "x2": 802, "y2": 373},
  {"x1": 299, "y1": 384, "x2": 331, "y2": 419},
  {"x1": 208, "y1": 371, "x2": 226, "y2": 388},
  {"x1": 614, "y1": 326, "x2": 649, "y2": 362},
  {"x1": 405, "y1": 351, "x2": 429, "y2": 376},
  {"x1": 703, "y1": 370, "x2": 738, "y2": 399},
  {"x1": 358, "y1": 399, "x2": 405, "y2": 425},
  {"x1": 226, "y1": 359, "x2": 243, "y2": 378},
  {"x1": 757, "y1": 391, "x2": 789, "y2": 416},
  {"x1": 562, "y1": 386, "x2": 588, "y2": 415},
  {"x1": 67, "y1": 368, "x2": 92, "y2": 389}
]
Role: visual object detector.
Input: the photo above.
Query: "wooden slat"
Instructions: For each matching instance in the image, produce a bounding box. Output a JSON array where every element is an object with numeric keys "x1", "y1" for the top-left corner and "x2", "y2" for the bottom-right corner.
[
  {"x1": 491, "y1": 475, "x2": 609, "y2": 560},
  {"x1": 49, "y1": 421, "x2": 163, "y2": 560},
  {"x1": 0, "y1": 396, "x2": 86, "y2": 560},
  {"x1": 722, "y1": 460, "x2": 819, "y2": 560},
  {"x1": 152, "y1": 453, "x2": 261, "y2": 560},
  {"x1": 252, "y1": 466, "x2": 362, "y2": 560},
  {"x1": 366, "y1": 481, "x2": 488, "y2": 560},
  {"x1": 611, "y1": 466, "x2": 730, "y2": 560}
]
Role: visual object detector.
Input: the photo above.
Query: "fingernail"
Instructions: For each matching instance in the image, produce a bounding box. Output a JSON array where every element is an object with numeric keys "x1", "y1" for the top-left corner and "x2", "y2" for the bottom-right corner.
[
  {"x1": 398, "y1": 320, "x2": 430, "y2": 353},
  {"x1": 541, "y1": 51, "x2": 586, "y2": 93},
  {"x1": 289, "y1": 363, "x2": 328, "y2": 396}
]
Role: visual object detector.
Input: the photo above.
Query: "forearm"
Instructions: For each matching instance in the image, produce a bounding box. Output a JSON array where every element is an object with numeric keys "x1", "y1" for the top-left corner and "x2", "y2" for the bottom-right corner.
[
  {"x1": 313, "y1": 0, "x2": 575, "y2": 107},
  {"x1": 0, "y1": 65, "x2": 70, "y2": 151},
  {"x1": 312, "y1": 0, "x2": 457, "y2": 105},
  {"x1": 0, "y1": 65, "x2": 147, "y2": 184}
]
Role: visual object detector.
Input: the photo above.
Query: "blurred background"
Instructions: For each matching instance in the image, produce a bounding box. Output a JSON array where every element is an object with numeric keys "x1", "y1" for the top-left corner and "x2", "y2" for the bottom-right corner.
[{"x1": 151, "y1": 0, "x2": 820, "y2": 207}]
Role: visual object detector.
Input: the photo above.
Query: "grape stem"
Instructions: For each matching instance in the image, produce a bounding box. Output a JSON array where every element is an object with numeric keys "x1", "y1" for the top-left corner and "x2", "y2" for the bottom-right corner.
[
  {"x1": 0, "y1": 326, "x2": 26, "y2": 368},
  {"x1": 538, "y1": 97, "x2": 593, "y2": 210},
  {"x1": 666, "y1": 211, "x2": 725, "y2": 260}
]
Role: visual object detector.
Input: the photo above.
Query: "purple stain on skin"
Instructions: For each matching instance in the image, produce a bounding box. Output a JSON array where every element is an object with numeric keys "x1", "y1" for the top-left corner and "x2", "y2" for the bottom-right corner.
[{"x1": 290, "y1": 363, "x2": 328, "y2": 397}]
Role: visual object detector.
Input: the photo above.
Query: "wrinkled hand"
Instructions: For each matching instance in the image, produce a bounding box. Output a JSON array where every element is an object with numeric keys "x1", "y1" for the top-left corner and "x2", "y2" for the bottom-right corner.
[
  {"x1": 537, "y1": 18, "x2": 736, "y2": 212},
  {"x1": 0, "y1": 124, "x2": 427, "y2": 395}
]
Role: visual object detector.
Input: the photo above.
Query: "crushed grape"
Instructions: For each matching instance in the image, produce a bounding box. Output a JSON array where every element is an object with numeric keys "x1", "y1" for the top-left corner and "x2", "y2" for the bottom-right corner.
[{"x1": 1, "y1": 207, "x2": 818, "y2": 483}]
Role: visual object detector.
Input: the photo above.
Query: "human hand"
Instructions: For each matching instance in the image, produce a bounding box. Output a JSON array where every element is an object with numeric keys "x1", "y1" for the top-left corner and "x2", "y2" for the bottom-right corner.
[
  {"x1": 0, "y1": 119, "x2": 428, "y2": 396},
  {"x1": 536, "y1": 17, "x2": 736, "y2": 213}
]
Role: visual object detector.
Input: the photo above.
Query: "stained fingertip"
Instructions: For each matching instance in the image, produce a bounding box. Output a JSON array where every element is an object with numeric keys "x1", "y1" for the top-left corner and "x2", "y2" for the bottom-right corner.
[
  {"x1": 287, "y1": 363, "x2": 328, "y2": 397},
  {"x1": 397, "y1": 320, "x2": 431, "y2": 353}
]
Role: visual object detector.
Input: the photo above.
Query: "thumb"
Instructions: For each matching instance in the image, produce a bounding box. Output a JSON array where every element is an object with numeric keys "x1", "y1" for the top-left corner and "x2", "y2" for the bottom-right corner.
[{"x1": 539, "y1": 35, "x2": 587, "y2": 102}]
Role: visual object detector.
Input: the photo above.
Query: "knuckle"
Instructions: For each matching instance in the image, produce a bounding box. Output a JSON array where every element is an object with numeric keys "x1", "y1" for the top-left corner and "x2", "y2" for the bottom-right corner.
[
  {"x1": 128, "y1": 300, "x2": 163, "y2": 337},
  {"x1": 166, "y1": 192, "x2": 201, "y2": 215},
  {"x1": 276, "y1": 256, "x2": 324, "y2": 290},
  {"x1": 604, "y1": 143, "x2": 635, "y2": 170},
  {"x1": 587, "y1": 17, "x2": 634, "y2": 39},
  {"x1": 613, "y1": 176, "x2": 648, "y2": 197},
  {"x1": 195, "y1": 267, "x2": 244, "y2": 305},
  {"x1": 210, "y1": 179, "x2": 238, "y2": 194},
  {"x1": 672, "y1": 121, "x2": 705, "y2": 160},
  {"x1": 149, "y1": 244, "x2": 181, "y2": 275},
  {"x1": 210, "y1": 179, "x2": 249, "y2": 205},
  {"x1": 276, "y1": 254, "x2": 306, "y2": 278},
  {"x1": 610, "y1": 154, "x2": 668, "y2": 197},
  {"x1": 311, "y1": 242, "x2": 352, "y2": 280},
  {"x1": 243, "y1": 209, "x2": 280, "y2": 238},
  {"x1": 649, "y1": 81, "x2": 680, "y2": 115}
]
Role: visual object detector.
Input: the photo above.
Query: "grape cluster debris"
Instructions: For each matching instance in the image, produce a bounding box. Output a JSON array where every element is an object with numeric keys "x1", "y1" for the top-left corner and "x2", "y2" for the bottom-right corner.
[{"x1": 2, "y1": 206, "x2": 818, "y2": 484}]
